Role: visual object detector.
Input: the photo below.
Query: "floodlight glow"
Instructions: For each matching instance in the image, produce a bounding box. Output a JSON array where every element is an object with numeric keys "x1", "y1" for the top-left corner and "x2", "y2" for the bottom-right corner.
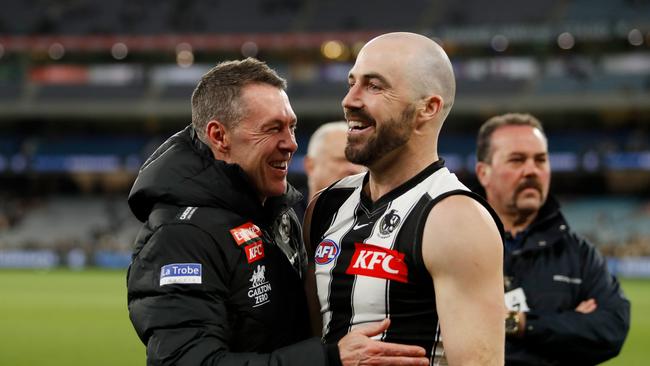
[
  {"x1": 321, "y1": 40, "x2": 345, "y2": 60},
  {"x1": 557, "y1": 32, "x2": 575, "y2": 50},
  {"x1": 111, "y1": 43, "x2": 128, "y2": 60},
  {"x1": 48, "y1": 43, "x2": 65, "y2": 60}
]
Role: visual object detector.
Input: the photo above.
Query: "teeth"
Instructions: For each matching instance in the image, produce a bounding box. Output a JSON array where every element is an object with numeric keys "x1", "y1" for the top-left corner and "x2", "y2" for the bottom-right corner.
[
  {"x1": 271, "y1": 161, "x2": 287, "y2": 169},
  {"x1": 348, "y1": 121, "x2": 368, "y2": 129}
]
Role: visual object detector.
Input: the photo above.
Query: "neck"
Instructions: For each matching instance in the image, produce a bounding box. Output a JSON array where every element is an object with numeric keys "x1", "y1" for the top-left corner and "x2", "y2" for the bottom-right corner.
[
  {"x1": 498, "y1": 209, "x2": 538, "y2": 236},
  {"x1": 366, "y1": 145, "x2": 438, "y2": 201}
]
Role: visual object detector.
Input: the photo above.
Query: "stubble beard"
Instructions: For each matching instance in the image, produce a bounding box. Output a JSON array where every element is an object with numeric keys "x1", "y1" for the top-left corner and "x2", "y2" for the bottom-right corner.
[{"x1": 345, "y1": 104, "x2": 416, "y2": 166}]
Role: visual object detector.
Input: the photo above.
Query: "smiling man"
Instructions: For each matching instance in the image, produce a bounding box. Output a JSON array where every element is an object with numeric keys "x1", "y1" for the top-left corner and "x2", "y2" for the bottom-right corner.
[
  {"x1": 475, "y1": 113, "x2": 630, "y2": 365},
  {"x1": 304, "y1": 33, "x2": 505, "y2": 366},
  {"x1": 126, "y1": 58, "x2": 429, "y2": 366}
]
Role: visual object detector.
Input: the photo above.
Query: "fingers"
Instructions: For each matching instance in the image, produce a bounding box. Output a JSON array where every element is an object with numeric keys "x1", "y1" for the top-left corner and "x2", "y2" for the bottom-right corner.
[
  {"x1": 363, "y1": 356, "x2": 430, "y2": 366},
  {"x1": 575, "y1": 298, "x2": 598, "y2": 314},
  {"x1": 351, "y1": 318, "x2": 391, "y2": 337},
  {"x1": 371, "y1": 341, "x2": 427, "y2": 357},
  {"x1": 338, "y1": 339, "x2": 428, "y2": 366}
]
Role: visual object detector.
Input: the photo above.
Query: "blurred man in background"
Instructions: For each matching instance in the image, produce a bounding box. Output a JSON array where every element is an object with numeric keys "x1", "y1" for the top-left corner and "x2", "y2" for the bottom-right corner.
[
  {"x1": 475, "y1": 112, "x2": 630, "y2": 365},
  {"x1": 304, "y1": 121, "x2": 365, "y2": 200},
  {"x1": 305, "y1": 32, "x2": 505, "y2": 366},
  {"x1": 126, "y1": 57, "x2": 428, "y2": 366}
]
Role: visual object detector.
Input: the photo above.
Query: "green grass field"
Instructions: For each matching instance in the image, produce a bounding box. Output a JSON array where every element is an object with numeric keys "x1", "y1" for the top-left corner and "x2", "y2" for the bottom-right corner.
[{"x1": 0, "y1": 270, "x2": 648, "y2": 365}]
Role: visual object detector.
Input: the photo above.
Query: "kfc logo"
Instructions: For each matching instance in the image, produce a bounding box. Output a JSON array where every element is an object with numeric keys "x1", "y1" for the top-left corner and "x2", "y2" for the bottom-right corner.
[
  {"x1": 230, "y1": 222, "x2": 262, "y2": 246},
  {"x1": 245, "y1": 241, "x2": 265, "y2": 263},
  {"x1": 315, "y1": 240, "x2": 339, "y2": 265},
  {"x1": 346, "y1": 243, "x2": 408, "y2": 283}
]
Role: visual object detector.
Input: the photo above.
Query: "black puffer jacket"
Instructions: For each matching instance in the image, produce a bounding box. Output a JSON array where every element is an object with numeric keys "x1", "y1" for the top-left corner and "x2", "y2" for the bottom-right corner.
[
  {"x1": 504, "y1": 196, "x2": 630, "y2": 366},
  {"x1": 127, "y1": 125, "x2": 333, "y2": 366}
]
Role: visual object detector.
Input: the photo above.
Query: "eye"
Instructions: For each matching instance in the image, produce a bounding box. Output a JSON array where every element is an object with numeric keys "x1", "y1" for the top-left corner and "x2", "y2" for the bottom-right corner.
[{"x1": 367, "y1": 82, "x2": 382, "y2": 92}]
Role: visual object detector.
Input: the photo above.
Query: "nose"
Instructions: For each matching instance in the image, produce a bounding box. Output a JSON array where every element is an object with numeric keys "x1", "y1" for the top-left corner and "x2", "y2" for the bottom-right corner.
[
  {"x1": 279, "y1": 128, "x2": 298, "y2": 154},
  {"x1": 522, "y1": 158, "x2": 538, "y2": 177},
  {"x1": 342, "y1": 83, "x2": 362, "y2": 111}
]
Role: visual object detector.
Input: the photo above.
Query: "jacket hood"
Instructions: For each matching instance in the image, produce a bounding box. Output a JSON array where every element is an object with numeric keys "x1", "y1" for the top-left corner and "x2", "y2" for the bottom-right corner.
[{"x1": 128, "y1": 125, "x2": 302, "y2": 223}]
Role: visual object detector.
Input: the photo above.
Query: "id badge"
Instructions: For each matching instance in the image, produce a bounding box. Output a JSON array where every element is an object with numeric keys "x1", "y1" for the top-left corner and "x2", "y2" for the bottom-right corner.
[{"x1": 505, "y1": 287, "x2": 530, "y2": 312}]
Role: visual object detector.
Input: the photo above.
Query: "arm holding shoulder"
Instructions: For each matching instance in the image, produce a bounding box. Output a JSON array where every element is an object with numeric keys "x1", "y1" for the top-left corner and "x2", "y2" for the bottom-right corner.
[{"x1": 422, "y1": 194, "x2": 504, "y2": 366}]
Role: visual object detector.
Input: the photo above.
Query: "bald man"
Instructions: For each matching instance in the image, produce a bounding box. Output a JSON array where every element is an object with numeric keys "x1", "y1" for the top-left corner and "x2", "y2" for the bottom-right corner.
[
  {"x1": 304, "y1": 122, "x2": 365, "y2": 200},
  {"x1": 304, "y1": 32, "x2": 505, "y2": 365}
]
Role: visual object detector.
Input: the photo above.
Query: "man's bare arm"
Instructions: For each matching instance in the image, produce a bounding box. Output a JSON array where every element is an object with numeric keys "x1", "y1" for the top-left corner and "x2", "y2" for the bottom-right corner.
[{"x1": 422, "y1": 195, "x2": 504, "y2": 366}]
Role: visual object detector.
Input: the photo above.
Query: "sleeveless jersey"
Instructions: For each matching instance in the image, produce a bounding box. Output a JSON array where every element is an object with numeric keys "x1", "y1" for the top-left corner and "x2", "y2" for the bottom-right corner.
[{"x1": 310, "y1": 160, "x2": 496, "y2": 365}]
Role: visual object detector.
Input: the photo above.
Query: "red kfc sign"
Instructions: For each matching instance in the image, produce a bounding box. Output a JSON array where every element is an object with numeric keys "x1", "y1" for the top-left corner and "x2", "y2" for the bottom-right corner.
[{"x1": 346, "y1": 243, "x2": 408, "y2": 283}]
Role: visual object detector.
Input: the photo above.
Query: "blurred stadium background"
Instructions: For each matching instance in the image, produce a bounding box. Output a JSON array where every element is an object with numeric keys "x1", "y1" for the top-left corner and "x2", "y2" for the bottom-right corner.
[{"x1": 0, "y1": 0, "x2": 649, "y2": 364}]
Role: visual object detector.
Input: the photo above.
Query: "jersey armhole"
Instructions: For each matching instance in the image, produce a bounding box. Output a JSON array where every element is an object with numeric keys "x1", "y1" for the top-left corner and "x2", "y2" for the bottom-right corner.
[{"x1": 413, "y1": 190, "x2": 504, "y2": 276}]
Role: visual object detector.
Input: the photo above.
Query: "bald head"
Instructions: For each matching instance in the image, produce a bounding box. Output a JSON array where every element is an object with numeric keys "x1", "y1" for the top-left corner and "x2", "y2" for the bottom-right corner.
[
  {"x1": 304, "y1": 121, "x2": 365, "y2": 199},
  {"x1": 359, "y1": 32, "x2": 456, "y2": 120}
]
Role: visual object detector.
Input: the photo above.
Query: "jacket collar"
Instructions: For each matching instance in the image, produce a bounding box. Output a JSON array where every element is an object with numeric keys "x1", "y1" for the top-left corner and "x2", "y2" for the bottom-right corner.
[{"x1": 513, "y1": 195, "x2": 570, "y2": 254}]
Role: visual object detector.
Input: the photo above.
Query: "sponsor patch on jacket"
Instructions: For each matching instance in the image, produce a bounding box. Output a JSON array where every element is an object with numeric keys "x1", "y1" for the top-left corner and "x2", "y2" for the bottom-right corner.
[
  {"x1": 160, "y1": 263, "x2": 202, "y2": 286},
  {"x1": 177, "y1": 206, "x2": 198, "y2": 220},
  {"x1": 248, "y1": 264, "x2": 272, "y2": 307},
  {"x1": 346, "y1": 243, "x2": 408, "y2": 283},
  {"x1": 315, "y1": 240, "x2": 339, "y2": 265},
  {"x1": 244, "y1": 241, "x2": 265, "y2": 263},
  {"x1": 230, "y1": 222, "x2": 262, "y2": 246}
]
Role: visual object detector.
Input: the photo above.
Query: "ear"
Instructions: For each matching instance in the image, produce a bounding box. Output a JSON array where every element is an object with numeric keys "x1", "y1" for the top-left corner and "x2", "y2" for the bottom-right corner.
[
  {"x1": 419, "y1": 95, "x2": 443, "y2": 121},
  {"x1": 475, "y1": 161, "x2": 491, "y2": 187},
  {"x1": 205, "y1": 120, "x2": 230, "y2": 154},
  {"x1": 304, "y1": 156, "x2": 314, "y2": 176}
]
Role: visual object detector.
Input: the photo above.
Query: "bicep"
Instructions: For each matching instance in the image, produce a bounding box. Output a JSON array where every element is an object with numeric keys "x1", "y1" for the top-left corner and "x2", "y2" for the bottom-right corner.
[{"x1": 422, "y1": 195, "x2": 504, "y2": 366}]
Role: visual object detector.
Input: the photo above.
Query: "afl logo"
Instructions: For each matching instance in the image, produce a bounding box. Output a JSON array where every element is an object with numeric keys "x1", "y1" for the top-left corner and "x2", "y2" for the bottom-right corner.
[{"x1": 315, "y1": 240, "x2": 340, "y2": 265}]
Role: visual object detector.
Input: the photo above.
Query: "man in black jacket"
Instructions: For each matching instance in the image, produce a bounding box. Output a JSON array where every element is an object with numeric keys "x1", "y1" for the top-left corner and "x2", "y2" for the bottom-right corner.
[
  {"x1": 126, "y1": 58, "x2": 428, "y2": 366},
  {"x1": 475, "y1": 113, "x2": 630, "y2": 365}
]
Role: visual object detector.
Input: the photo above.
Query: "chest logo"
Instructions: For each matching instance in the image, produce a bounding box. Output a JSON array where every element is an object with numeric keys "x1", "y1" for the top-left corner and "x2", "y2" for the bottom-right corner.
[
  {"x1": 276, "y1": 213, "x2": 291, "y2": 246},
  {"x1": 379, "y1": 209, "x2": 401, "y2": 237},
  {"x1": 230, "y1": 222, "x2": 262, "y2": 246},
  {"x1": 248, "y1": 264, "x2": 272, "y2": 307},
  {"x1": 346, "y1": 243, "x2": 408, "y2": 283},
  {"x1": 245, "y1": 241, "x2": 265, "y2": 263},
  {"x1": 315, "y1": 240, "x2": 340, "y2": 265}
]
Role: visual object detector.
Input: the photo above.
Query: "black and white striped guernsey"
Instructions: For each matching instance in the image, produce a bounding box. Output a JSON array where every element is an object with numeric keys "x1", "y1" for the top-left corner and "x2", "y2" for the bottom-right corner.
[{"x1": 309, "y1": 160, "x2": 498, "y2": 365}]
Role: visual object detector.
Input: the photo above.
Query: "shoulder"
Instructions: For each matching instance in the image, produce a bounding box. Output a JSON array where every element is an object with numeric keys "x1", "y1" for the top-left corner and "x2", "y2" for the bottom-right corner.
[
  {"x1": 149, "y1": 205, "x2": 251, "y2": 248},
  {"x1": 422, "y1": 194, "x2": 503, "y2": 275}
]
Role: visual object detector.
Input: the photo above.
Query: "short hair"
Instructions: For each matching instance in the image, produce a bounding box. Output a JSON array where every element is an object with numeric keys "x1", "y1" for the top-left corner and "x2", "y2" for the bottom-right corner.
[
  {"x1": 476, "y1": 113, "x2": 545, "y2": 163},
  {"x1": 307, "y1": 121, "x2": 349, "y2": 157},
  {"x1": 191, "y1": 58, "x2": 287, "y2": 141}
]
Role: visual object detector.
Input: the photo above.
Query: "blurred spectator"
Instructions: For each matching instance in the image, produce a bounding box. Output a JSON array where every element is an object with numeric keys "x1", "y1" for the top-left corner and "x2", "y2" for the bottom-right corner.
[
  {"x1": 303, "y1": 121, "x2": 365, "y2": 201},
  {"x1": 475, "y1": 112, "x2": 630, "y2": 365}
]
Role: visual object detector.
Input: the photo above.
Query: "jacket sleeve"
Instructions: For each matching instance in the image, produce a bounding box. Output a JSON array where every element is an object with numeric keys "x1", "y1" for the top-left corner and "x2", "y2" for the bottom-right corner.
[
  {"x1": 522, "y1": 236, "x2": 630, "y2": 364},
  {"x1": 127, "y1": 223, "x2": 335, "y2": 366}
]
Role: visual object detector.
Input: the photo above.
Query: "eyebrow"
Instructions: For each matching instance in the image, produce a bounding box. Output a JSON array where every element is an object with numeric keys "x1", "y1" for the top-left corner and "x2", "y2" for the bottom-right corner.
[{"x1": 349, "y1": 72, "x2": 392, "y2": 89}]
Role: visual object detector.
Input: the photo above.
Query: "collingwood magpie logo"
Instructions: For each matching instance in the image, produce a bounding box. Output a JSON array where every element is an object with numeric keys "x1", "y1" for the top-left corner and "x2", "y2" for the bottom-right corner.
[
  {"x1": 277, "y1": 213, "x2": 291, "y2": 246},
  {"x1": 379, "y1": 209, "x2": 401, "y2": 237}
]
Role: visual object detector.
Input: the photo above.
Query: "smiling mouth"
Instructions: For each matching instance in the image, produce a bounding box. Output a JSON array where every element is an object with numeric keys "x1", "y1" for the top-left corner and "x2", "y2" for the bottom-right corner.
[
  {"x1": 270, "y1": 161, "x2": 289, "y2": 170},
  {"x1": 348, "y1": 120, "x2": 374, "y2": 132}
]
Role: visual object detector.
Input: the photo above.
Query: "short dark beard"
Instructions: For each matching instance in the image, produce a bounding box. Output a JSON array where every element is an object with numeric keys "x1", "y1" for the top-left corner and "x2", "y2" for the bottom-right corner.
[{"x1": 345, "y1": 104, "x2": 416, "y2": 166}]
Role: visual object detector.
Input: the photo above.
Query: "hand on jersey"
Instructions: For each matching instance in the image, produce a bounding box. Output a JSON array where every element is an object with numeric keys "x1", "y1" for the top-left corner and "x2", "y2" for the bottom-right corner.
[{"x1": 337, "y1": 319, "x2": 429, "y2": 366}]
